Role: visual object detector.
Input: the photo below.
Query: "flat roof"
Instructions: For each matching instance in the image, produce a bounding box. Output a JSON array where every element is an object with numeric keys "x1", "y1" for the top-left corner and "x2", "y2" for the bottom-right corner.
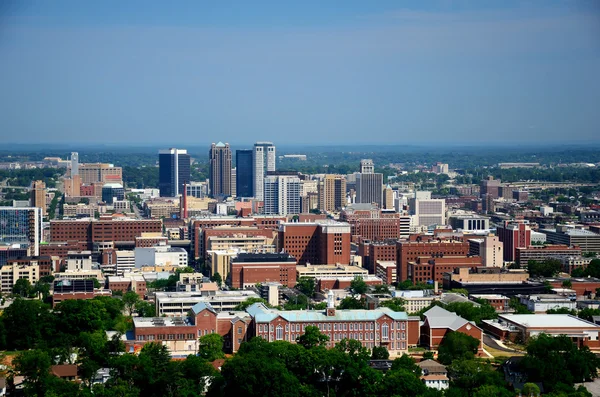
[
  {"x1": 499, "y1": 314, "x2": 600, "y2": 329},
  {"x1": 133, "y1": 316, "x2": 192, "y2": 328},
  {"x1": 471, "y1": 294, "x2": 509, "y2": 300}
]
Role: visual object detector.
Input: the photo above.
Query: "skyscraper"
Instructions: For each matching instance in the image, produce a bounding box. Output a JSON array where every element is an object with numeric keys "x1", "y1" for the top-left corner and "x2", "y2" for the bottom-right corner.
[
  {"x1": 318, "y1": 174, "x2": 347, "y2": 212},
  {"x1": 236, "y1": 149, "x2": 254, "y2": 198},
  {"x1": 356, "y1": 173, "x2": 383, "y2": 208},
  {"x1": 264, "y1": 174, "x2": 301, "y2": 216},
  {"x1": 0, "y1": 207, "x2": 42, "y2": 256},
  {"x1": 253, "y1": 142, "x2": 276, "y2": 201},
  {"x1": 70, "y1": 152, "x2": 79, "y2": 176},
  {"x1": 30, "y1": 180, "x2": 46, "y2": 216},
  {"x1": 159, "y1": 148, "x2": 191, "y2": 197},
  {"x1": 209, "y1": 142, "x2": 232, "y2": 198},
  {"x1": 360, "y1": 159, "x2": 374, "y2": 174}
]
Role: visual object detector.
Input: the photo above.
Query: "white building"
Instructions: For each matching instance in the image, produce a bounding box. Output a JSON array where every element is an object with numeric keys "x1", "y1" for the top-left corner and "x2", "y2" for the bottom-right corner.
[
  {"x1": 253, "y1": 142, "x2": 276, "y2": 201},
  {"x1": 409, "y1": 193, "x2": 446, "y2": 227},
  {"x1": 468, "y1": 236, "x2": 504, "y2": 267},
  {"x1": 263, "y1": 174, "x2": 301, "y2": 216},
  {"x1": 134, "y1": 245, "x2": 188, "y2": 268},
  {"x1": 521, "y1": 294, "x2": 577, "y2": 313},
  {"x1": 0, "y1": 263, "x2": 39, "y2": 294},
  {"x1": 155, "y1": 290, "x2": 260, "y2": 317}
]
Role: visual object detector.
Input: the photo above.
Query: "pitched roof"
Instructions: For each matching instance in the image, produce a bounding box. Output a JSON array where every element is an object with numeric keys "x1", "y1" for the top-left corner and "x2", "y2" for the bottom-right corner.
[
  {"x1": 423, "y1": 305, "x2": 471, "y2": 330},
  {"x1": 190, "y1": 302, "x2": 216, "y2": 316}
]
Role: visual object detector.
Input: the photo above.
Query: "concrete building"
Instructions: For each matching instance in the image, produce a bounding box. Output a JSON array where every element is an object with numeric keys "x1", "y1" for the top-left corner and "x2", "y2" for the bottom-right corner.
[
  {"x1": 134, "y1": 245, "x2": 188, "y2": 268},
  {"x1": 278, "y1": 220, "x2": 351, "y2": 266},
  {"x1": 449, "y1": 214, "x2": 490, "y2": 232},
  {"x1": 515, "y1": 244, "x2": 582, "y2": 266},
  {"x1": 409, "y1": 195, "x2": 446, "y2": 227},
  {"x1": 263, "y1": 174, "x2": 301, "y2": 216},
  {"x1": 297, "y1": 263, "x2": 368, "y2": 279},
  {"x1": 209, "y1": 142, "x2": 232, "y2": 198},
  {"x1": 253, "y1": 142, "x2": 276, "y2": 201},
  {"x1": 360, "y1": 159, "x2": 374, "y2": 174},
  {"x1": 101, "y1": 183, "x2": 124, "y2": 204},
  {"x1": 159, "y1": 148, "x2": 191, "y2": 198},
  {"x1": 482, "y1": 314, "x2": 600, "y2": 349},
  {"x1": 480, "y1": 176, "x2": 501, "y2": 199},
  {"x1": 101, "y1": 249, "x2": 136, "y2": 276},
  {"x1": 468, "y1": 235, "x2": 504, "y2": 267},
  {"x1": 375, "y1": 261, "x2": 397, "y2": 285},
  {"x1": 356, "y1": 173, "x2": 384, "y2": 208},
  {"x1": 155, "y1": 290, "x2": 261, "y2": 317},
  {"x1": 318, "y1": 174, "x2": 347, "y2": 212},
  {"x1": 520, "y1": 294, "x2": 577, "y2": 313},
  {"x1": 393, "y1": 290, "x2": 440, "y2": 314},
  {"x1": 30, "y1": 180, "x2": 47, "y2": 216},
  {"x1": 383, "y1": 185, "x2": 394, "y2": 211},
  {"x1": 0, "y1": 262, "x2": 39, "y2": 294},
  {"x1": 431, "y1": 163, "x2": 449, "y2": 174},
  {"x1": 540, "y1": 226, "x2": 600, "y2": 254},
  {"x1": 78, "y1": 163, "x2": 123, "y2": 185},
  {"x1": 497, "y1": 220, "x2": 531, "y2": 262},
  {"x1": 229, "y1": 253, "x2": 297, "y2": 289}
]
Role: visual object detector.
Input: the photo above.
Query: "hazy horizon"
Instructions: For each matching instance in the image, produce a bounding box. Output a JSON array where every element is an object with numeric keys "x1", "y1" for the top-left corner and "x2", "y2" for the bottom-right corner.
[{"x1": 1, "y1": 1, "x2": 599, "y2": 145}]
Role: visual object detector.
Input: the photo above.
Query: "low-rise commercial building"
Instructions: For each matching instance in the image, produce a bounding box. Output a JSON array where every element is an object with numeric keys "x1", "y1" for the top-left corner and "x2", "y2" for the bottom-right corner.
[
  {"x1": 154, "y1": 290, "x2": 260, "y2": 317},
  {"x1": 229, "y1": 253, "x2": 297, "y2": 289},
  {"x1": 515, "y1": 245, "x2": 582, "y2": 265},
  {"x1": 519, "y1": 294, "x2": 577, "y2": 313},
  {"x1": 470, "y1": 294, "x2": 510, "y2": 312}
]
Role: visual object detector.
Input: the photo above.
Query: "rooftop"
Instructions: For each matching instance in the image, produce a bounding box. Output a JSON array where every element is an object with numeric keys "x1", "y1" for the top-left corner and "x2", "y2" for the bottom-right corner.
[
  {"x1": 133, "y1": 316, "x2": 192, "y2": 328},
  {"x1": 499, "y1": 314, "x2": 600, "y2": 329},
  {"x1": 423, "y1": 305, "x2": 477, "y2": 331}
]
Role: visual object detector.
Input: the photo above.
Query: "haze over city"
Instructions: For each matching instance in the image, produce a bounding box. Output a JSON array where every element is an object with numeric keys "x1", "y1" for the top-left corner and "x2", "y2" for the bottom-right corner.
[{"x1": 1, "y1": 0, "x2": 599, "y2": 145}]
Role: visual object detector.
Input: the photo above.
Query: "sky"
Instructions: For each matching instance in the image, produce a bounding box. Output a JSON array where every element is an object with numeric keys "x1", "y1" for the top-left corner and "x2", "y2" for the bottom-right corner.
[{"x1": 0, "y1": 0, "x2": 599, "y2": 146}]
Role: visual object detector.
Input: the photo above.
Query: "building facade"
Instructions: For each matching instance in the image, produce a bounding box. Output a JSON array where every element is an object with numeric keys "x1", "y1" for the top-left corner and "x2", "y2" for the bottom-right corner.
[
  {"x1": 278, "y1": 220, "x2": 351, "y2": 265},
  {"x1": 263, "y1": 174, "x2": 301, "y2": 216},
  {"x1": 159, "y1": 148, "x2": 191, "y2": 197},
  {"x1": 236, "y1": 149, "x2": 254, "y2": 198},
  {"x1": 253, "y1": 142, "x2": 276, "y2": 201},
  {"x1": 209, "y1": 142, "x2": 232, "y2": 198}
]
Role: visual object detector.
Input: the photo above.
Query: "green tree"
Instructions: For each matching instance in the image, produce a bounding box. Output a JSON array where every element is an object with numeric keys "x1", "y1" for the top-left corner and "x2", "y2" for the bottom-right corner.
[
  {"x1": 509, "y1": 296, "x2": 533, "y2": 314},
  {"x1": 422, "y1": 351, "x2": 435, "y2": 360},
  {"x1": 2, "y1": 298, "x2": 52, "y2": 349},
  {"x1": 562, "y1": 279, "x2": 573, "y2": 289},
  {"x1": 210, "y1": 272, "x2": 222, "y2": 287},
  {"x1": 437, "y1": 331, "x2": 480, "y2": 365},
  {"x1": 89, "y1": 278, "x2": 102, "y2": 289},
  {"x1": 379, "y1": 298, "x2": 406, "y2": 312},
  {"x1": 350, "y1": 276, "x2": 368, "y2": 294},
  {"x1": 12, "y1": 278, "x2": 34, "y2": 297},
  {"x1": 448, "y1": 359, "x2": 509, "y2": 397},
  {"x1": 122, "y1": 291, "x2": 140, "y2": 316},
  {"x1": 234, "y1": 297, "x2": 269, "y2": 311},
  {"x1": 198, "y1": 333, "x2": 225, "y2": 361},
  {"x1": 13, "y1": 349, "x2": 52, "y2": 397},
  {"x1": 338, "y1": 296, "x2": 365, "y2": 309},
  {"x1": 527, "y1": 259, "x2": 562, "y2": 277},
  {"x1": 391, "y1": 354, "x2": 422, "y2": 376},
  {"x1": 297, "y1": 325, "x2": 329, "y2": 349},
  {"x1": 522, "y1": 382, "x2": 541, "y2": 397},
  {"x1": 546, "y1": 307, "x2": 577, "y2": 315},
  {"x1": 135, "y1": 300, "x2": 156, "y2": 317},
  {"x1": 380, "y1": 368, "x2": 427, "y2": 397},
  {"x1": 296, "y1": 277, "x2": 316, "y2": 297},
  {"x1": 372, "y1": 284, "x2": 390, "y2": 294},
  {"x1": 371, "y1": 345, "x2": 390, "y2": 359}
]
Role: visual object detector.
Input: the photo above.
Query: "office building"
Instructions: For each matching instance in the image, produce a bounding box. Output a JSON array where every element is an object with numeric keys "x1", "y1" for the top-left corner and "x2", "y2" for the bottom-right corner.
[
  {"x1": 355, "y1": 173, "x2": 383, "y2": 208},
  {"x1": 229, "y1": 252, "x2": 297, "y2": 289},
  {"x1": 397, "y1": 239, "x2": 470, "y2": 282},
  {"x1": 468, "y1": 235, "x2": 504, "y2": 267},
  {"x1": 515, "y1": 244, "x2": 582, "y2": 266},
  {"x1": 70, "y1": 152, "x2": 79, "y2": 176},
  {"x1": 155, "y1": 290, "x2": 260, "y2": 317},
  {"x1": 279, "y1": 220, "x2": 351, "y2": 265},
  {"x1": 230, "y1": 168, "x2": 236, "y2": 197},
  {"x1": 409, "y1": 193, "x2": 446, "y2": 227},
  {"x1": 341, "y1": 205, "x2": 410, "y2": 242},
  {"x1": 318, "y1": 174, "x2": 347, "y2": 212},
  {"x1": 236, "y1": 149, "x2": 253, "y2": 198},
  {"x1": 360, "y1": 159, "x2": 374, "y2": 174},
  {"x1": 30, "y1": 180, "x2": 47, "y2": 216},
  {"x1": 408, "y1": 255, "x2": 482, "y2": 285},
  {"x1": 383, "y1": 185, "x2": 394, "y2": 210},
  {"x1": 79, "y1": 163, "x2": 123, "y2": 185},
  {"x1": 0, "y1": 262, "x2": 39, "y2": 294},
  {"x1": 0, "y1": 207, "x2": 42, "y2": 256},
  {"x1": 540, "y1": 225, "x2": 600, "y2": 254},
  {"x1": 253, "y1": 142, "x2": 276, "y2": 201},
  {"x1": 159, "y1": 148, "x2": 191, "y2": 197},
  {"x1": 209, "y1": 142, "x2": 232, "y2": 198},
  {"x1": 186, "y1": 182, "x2": 208, "y2": 199},
  {"x1": 449, "y1": 214, "x2": 490, "y2": 232},
  {"x1": 480, "y1": 176, "x2": 501, "y2": 199},
  {"x1": 135, "y1": 245, "x2": 188, "y2": 268},
  {"x1": 263, "y1": 174, "x2": 301, "y2": 215},
  {"x1": 101, "y1": 183, "x2": 124, "y2": 204},
  {"x1": 497, "y1": 220, "x2": 531, "y2": 262}
]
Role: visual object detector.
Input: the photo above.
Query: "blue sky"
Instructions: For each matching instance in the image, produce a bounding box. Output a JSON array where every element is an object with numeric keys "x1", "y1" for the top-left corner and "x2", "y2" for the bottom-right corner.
[{"x1": 0, "y1": 1, "x2": 599, "y2": 145}]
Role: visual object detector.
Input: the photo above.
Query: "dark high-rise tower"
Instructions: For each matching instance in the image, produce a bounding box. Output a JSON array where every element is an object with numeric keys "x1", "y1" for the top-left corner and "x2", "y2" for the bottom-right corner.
[
  {"x1": 159, "y1": 148, "x2": 191, "y2": 197},
  {"x1": 236, "y1": 149, "x2": 253, "y2": 198},
  {"x1": 209, "y1": 142, "x2": 232, "y2": 198}
]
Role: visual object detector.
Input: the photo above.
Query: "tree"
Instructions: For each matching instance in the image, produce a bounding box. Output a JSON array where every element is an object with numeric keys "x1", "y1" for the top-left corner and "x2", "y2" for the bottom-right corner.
[
  {"x1": 448, "y1": 359, "x2": 508, "y2": 397},
  {"x1": 509, "y1": 296, "x2": 533, "y2": 314},
  {"x1": 89, "y1": 278, "x2": 102, "y2": 289},
  {"x1": 12, "y1": 278, "x2": 34, "y2": 297},
  {"x1": 296, "y1": 277, "x2": 315, "y2": 297},
  {"x1": 380, "y1": 368, "x2": 426, "y2": 397},
  {"x1": 234, "y1": 297, "x2": 269, "y2": 311},
  {"x1": 2, "y1": 298, "x2": 52, "y2": 350},
  {"x1": 437, "y1": 331, "x2": 480, "y2": 365},
  {"x1": 371, "y1": 346, "x2": 389, "y2": 359},
  {"x1": 422, "y1": 351, "x2": 435, "y2": 360},
  {"x1": 522, "y1": 382, "x2": 541, "y2": 397},
  {"x1": 562, "y1": 279, "x2": 573, "y2": 289},
  {"x1": 13, "y1": 349, "x2": 52, "y2": 397},
  {"x1": 338, "y1": 296, "x2": 365, "y2": 309},
  {"x1": 391, "y1": 354, "x2": 422, "y2": 376},
  {"x1": 546, "y1": 307, "x2": 577, "y2": 315},
  {"x1": 350, "y1": 276, "x2": 368, "y2": 294},
  {"x1": 297, "y1": 325, "x2": 329, "y2": 349},
  {"x1": 122, "y1": 291, "x2": 140, "y2": 316},
  {"x1": 527, "y1": 259, "x2": 562, "y2": 277},
  {"x1": 198, "y1": 333, "x2": 225, "y2": 361},
  {"x1": 135, "y1": 300, "x2": 156, "y2": 317},
  {"x1": 379, "y1": 298, "x2": 406, "y2": 312},
  {"x1": 372, "y1": 284, "x2": 390, "y2": 294},
  {"x1": 210, "y1": 272, "x2": 222, "y2": 287}
]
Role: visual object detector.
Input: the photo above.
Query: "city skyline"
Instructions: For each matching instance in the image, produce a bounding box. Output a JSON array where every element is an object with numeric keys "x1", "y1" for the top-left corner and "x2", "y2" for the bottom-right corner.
[{"x1": 1, "y1": 1, "x2": 599, "y2": 145}]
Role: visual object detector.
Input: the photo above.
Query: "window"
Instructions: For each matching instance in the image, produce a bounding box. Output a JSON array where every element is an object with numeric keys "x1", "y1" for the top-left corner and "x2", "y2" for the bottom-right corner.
[
  {"x1": 359, "y1": 323, "x2": 363, "y2": 331},
  {"x1": 276, "y1": 325, "x2": 283, "y2": 340},
  {"x1": 334, "y1": 324, "x2": 338, "y2": 331},
  {"x1": 349, "y1": 323, "x2": 353, "y2": 331},
  {"x1": 391, "y1": 322, "x2": 395, "y2": 330},
  {"x1": 401, "y1": 322, "x2": 406, "y2": 330},
  {"x1": 343, "y1": 323, "x2": 347, "y2": 331},
  {"x1": 238, "y1": 327, "x2": 242, "y2": 334},
  {"x1": 401, "y1": 332, "x2": 406, "y2": 340},
  {"x1": 285, "y1": 324, "x2": 289, "y2": 331},
  {"x1": 382, "y1": 323, "x2": 389, "y2": 339},
  {"x1": 259, "y1": 325, "x2": 263, "y2": 333}
]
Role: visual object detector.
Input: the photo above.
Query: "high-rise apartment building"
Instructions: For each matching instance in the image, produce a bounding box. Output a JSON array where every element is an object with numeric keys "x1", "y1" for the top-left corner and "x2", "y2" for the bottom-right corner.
[
  {"x1": 356, "y1": 173, "x2": 383, "y2": 208},
  {"x1": 30, "y1": 180, "x2": 47, "y2": 216},
  {"x1": 209, "y1": 142, "x2": 232, "y2": 198},
  {"x1": 236, "y1": 149, "x2": 254, "y2": 198},
  {"x1": 318, "y1": 175, "x2": 346, "y2": 212},
  {"x1": 79, "y1": 163, "x2": 123, "y2": 185},
  {"x1": 468, "y1": 235, "x2": 503, "y2": 267},
  {"x1": 253, "y1": 142, "x2": 276, "y2": 201},
  {"x1": 383, "y1": 185, "x2": 394, "y2": 210},
  {"x1": 278, "y1": 220, "x2": 351, "y2": 265},
  {"x1": 360, "y1": 159, "x2": 374, "y2": 174},
  {"x1": 230, "y1": 168, "x2": 236, "y2": 197},
  {"x1": 0, "y1": 207, "x2": 42, "y2": 256},
  {"x1": 480, "y1": 176, "x2": 501, "y2": 199},
  {"x1": 159, "y1": 148, "x2": 191, "y2": 197},
  {"x1": 497, "y1": 220, "x2": 531, "y2": 262},
  {"x1": 263, "y1": 174, "x2": 301, "y2": 216}
]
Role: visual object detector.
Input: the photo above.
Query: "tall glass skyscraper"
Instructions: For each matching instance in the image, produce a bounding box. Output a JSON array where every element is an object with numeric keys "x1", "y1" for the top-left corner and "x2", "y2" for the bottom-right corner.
[
  {"x1": 0, "y1": 207, "x2": 42, "y2": 256},
  {"x1": 158, "y1": 148, "x2": 191, "y2": 197},
  {"x1": 236, "y1": 149, "x2": 254, "y2": 198},
  {"x1": 253, "y1": 142, "x2": 276, "y2": 201},
  {"x1": 209, "y1": 142, "x2": 232, "y2": 198}
]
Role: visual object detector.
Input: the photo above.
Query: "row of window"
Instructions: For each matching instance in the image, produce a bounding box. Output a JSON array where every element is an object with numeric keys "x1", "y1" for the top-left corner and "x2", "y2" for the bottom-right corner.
[{"x1": 137, "y1": 333, "x2": 195, "y2": 341}]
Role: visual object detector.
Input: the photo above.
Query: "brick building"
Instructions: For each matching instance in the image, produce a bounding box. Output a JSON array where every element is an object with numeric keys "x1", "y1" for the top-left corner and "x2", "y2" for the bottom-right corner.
[
  {"x1": 397, "y1": 239, "x2": 470, "y2": 283},
  {"x1": 375, "y1": 261, "x2": 397, "y2": 285},
  {"x1": 278, "y1": 220, "x2": 351, "y2": 265},
  {"x1": 315, "y1": 275, "x2": 383, "y2": 292},
  {"x1": 229, "y1": 253, "x2": 297, "y2": 289},
  {"x1": 52, "y1": 279, "x2": 112, "y2": 307},
  {"x1": 200, "y1": 226, "x2": 277, "y2": 260},
  {"x1": 515, "y1": 244, "x2": 581, "y2": 265},
  {"x1": 497, "y1": 220, "x2": 531, "y2": 262},
  {"x1": 469, "y1": 294, "x2": 510, "y2": 312},
  {"x1": 107, "y1": 274, "x2": 147, "y2": 298},
  {"x1": 6, "y1": 255, "x2": 59, "y2": 278},
  {"x1": 420, "y1": 306, "x2": 483, "y2": 351},
  {"x1": 408, "y1": 255, "x2": 482, "y2": 285},
  {"x1": 359, "y1": 240, "x2": 397, "y2": 273},
  {"x1": 340, "y1": 207, "x2": 409, "y2": 243}
]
